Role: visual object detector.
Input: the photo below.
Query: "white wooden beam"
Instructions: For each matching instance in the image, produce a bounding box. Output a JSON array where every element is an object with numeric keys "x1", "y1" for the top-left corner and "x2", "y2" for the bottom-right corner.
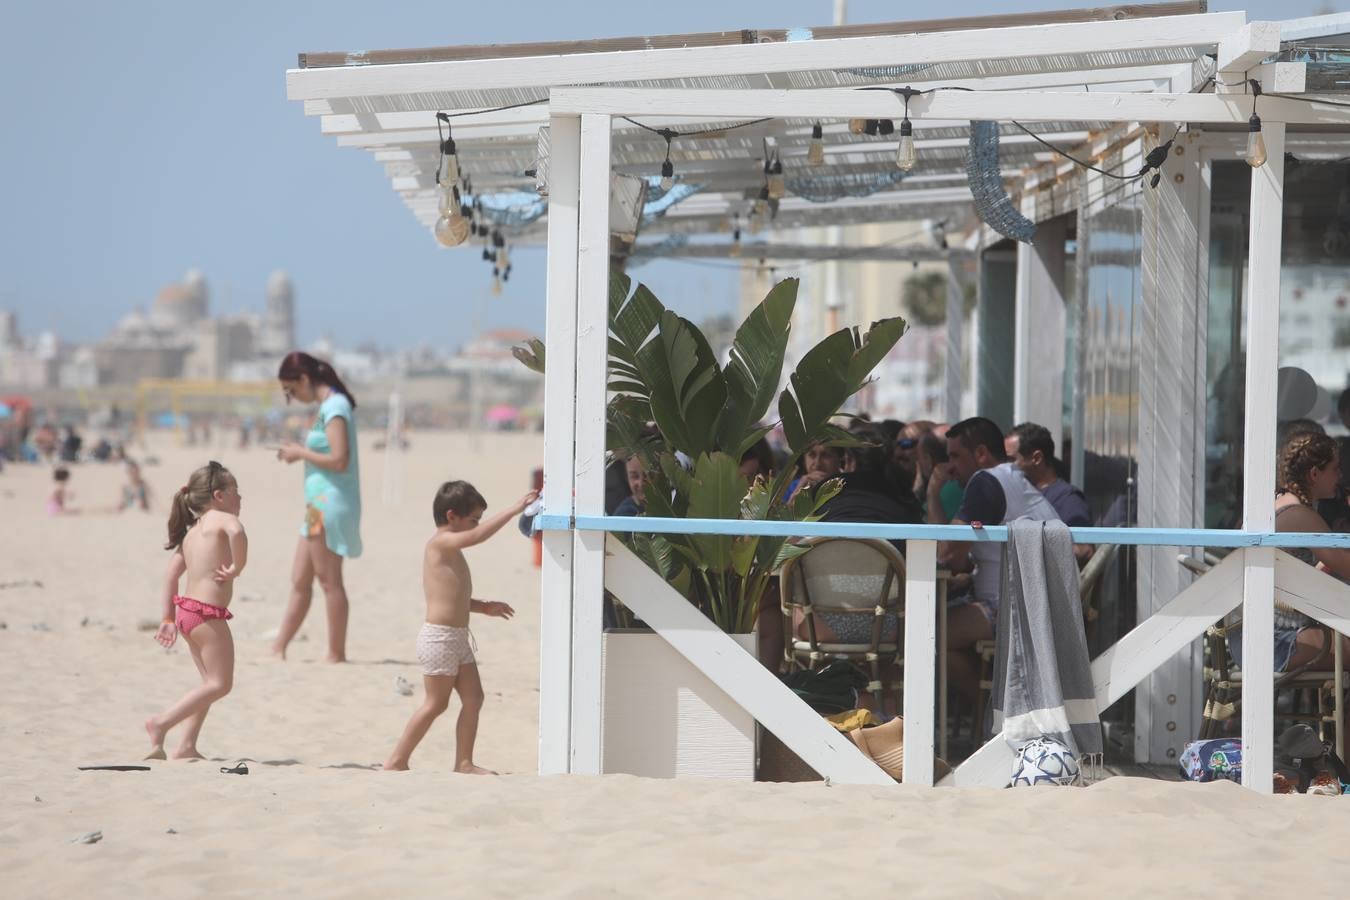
[
  {"x1": 567, "y1": 112, "x2": 613, "y2": 775},
  {"x1": 1273, "y1": 550, "x2": 1350, "y2": 636},
  {"x1": 1214, "y1": 63, "x2": 1307, "y2": 96},
  {"x1": 287, "y1": 13, "x2": 1243, "y2": 102},
  {"x1": 902, "y1": 539, "x2": 938, "y2": 786},
  {"x1": 1216, "y1": 21, "x2": 1282, "y2": 73},
  {"x1": 604, "y1": 535, "x2": 892, "y2": 785},
  {"x1": 1240, "y1": 121, "x2": 1285, "y2": 794},
  {"x1": 537, "y1": 114, "x2": 582, "y2": 776},
  {"x1": 549, "y1": 87, "x2": 1350, "y2": 127}
]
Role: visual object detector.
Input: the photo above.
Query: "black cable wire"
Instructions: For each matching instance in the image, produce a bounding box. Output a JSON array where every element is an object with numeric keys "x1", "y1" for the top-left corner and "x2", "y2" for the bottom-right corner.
[
  {"x1": 620, "y1": 116, "x2": 775, "y2": 139},
  {"x1": 435, "y1": 97, "x2": 549, "y2": 119}
]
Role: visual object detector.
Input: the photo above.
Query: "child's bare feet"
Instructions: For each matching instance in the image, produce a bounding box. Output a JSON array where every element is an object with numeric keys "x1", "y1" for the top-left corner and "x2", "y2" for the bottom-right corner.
[
  {"x1": 325, "y1": 654, "x2": 347, "y2": 664},
  {"x1": 271, "y1": 646, "x2": 287, "y2": 661},
  {"x1": 382, "y1": 759, "x2": 410, "y2": 771},
  {"x1": 144, "y1": 719, "x2": 167, "y2": 760},
  {"x1": 454, "y1": 762, "x2": 498, "y2": 775}
]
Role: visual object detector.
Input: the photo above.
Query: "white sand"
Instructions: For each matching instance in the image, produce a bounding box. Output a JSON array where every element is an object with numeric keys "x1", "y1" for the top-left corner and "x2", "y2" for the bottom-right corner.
[{"x1": 1, "y1": 432, "x2": 1346, "y2": 898}]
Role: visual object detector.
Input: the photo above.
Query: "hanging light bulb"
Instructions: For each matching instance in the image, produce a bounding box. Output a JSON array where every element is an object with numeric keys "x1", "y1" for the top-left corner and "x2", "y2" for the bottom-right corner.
[
  {"x1": 433, "y1": 186, "x2": 470, "y2": 247},
  {"x1": 878, "y1": 119, "x2": 895, "y2": 136},
  {"x1": 863, "y1": 119, "x2": 880, "y2": 136},
  {"x1": 729, "y1": 228, "x2": 742, "y2": 257},
  {"x1": 808, "y1": 122, "x2": 825, "y2": 166},
  {"x1": 436, "y1": 127, "x2": 460, "y2": 189},
  {"x1": 849, "y1": 118, "x2": 867, "y2": 135},
  {"x1": 896, "y1": 118, "x2": 917, "y2": 172},
  {"x1": 496, "y1": 244, "x2": 510, "y2": 270},
  {"x1": 766, "y1": 155, "x2": 785, "y2": 200},
  {"x1": 660, "y1": 158, "x2": 675, "y2": 191},
  {"x1": 490, "y1": 271, "x2": 503, "y2": 296},
  {"x1": 1246, "y1": 112, "x2": 1267, "y2": 169}
]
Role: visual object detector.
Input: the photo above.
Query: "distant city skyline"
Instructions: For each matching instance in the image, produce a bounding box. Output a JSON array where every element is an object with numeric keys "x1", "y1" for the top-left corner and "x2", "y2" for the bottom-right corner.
[{"x1": 1, "y1": 0, "x2": 1325, "y2": 349}]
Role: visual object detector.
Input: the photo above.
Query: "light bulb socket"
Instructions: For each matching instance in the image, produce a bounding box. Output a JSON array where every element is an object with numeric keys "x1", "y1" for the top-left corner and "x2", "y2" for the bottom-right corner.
[
  {"x1": 811, "y1": 122, "x2": 823, "y2": 140},
  {"x1": 878, "y1": 119, "x2": 895, "y2": 136},
  {"x1": 660, "y1": 159, "x2": 674, "y2": 179},
  {"x1": 863, "y1": 119, "x2": 880, "y2": 136},
  {"x1": 1248, "y1": 112, "x2": 1263, "y2": 133},
  {"x1": 900, "y1": 118, "x2": 913, "y2": 138}
]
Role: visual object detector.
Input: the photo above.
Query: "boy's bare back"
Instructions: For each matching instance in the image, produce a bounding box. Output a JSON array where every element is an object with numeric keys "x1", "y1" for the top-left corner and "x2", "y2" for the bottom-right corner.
[
  {"x1": 180, "y1": 510, "x2": 244, "y2": 607},
  {"x1": 423, "y1": 537, "x2": 473, "y2": 627}
]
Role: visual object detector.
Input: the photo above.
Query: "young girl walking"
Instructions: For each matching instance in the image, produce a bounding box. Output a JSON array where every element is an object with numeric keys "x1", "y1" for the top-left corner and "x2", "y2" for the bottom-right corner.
[{"x1": 144, "y1": 461, "x2": 247, "y2": 760}]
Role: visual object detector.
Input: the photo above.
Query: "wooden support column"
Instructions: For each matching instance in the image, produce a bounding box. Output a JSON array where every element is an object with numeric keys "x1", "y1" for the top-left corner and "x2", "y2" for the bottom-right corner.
[
  {"x1": 902, "y1": 539, "x2": 938, "y2": 785},
  {"x1": 568, "y1": 112, "x2": 613, "y2": 775},
  {"x1": 538, "y1": 115, "x2": 581, "y2": 775},
  {"x1": 1239, "y1": 122, "x2": 1284, "y2": 793}
]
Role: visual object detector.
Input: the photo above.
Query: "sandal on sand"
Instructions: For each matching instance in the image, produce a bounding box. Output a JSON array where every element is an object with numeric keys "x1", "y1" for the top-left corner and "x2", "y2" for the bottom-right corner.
[{"x1": 219, "y1": 761, "x2": 249, "y2": 775}]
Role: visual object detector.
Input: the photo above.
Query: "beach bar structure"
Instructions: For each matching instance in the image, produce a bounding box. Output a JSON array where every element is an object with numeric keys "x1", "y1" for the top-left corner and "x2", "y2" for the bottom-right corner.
[{"x1": 288, "y1": 5, "x2": 1350, "y2": 790}]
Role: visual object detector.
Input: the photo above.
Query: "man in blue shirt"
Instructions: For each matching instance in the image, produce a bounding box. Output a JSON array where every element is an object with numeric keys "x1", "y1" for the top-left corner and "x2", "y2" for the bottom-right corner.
[{"x1": 1006, "y1": 422, "x2": 1094, "y2": 565}]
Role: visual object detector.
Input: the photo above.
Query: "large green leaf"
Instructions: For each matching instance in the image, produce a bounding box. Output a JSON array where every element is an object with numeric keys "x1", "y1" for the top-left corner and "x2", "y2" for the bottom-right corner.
[
  {"x1": 686, "y1": 452, "x2": 746, "y2": 571},
  {"x1": 638, "y1": 311, "x2": 727, "y2": 458},
  {"x1": 511, "y1": 338, "x2": 546, "y2": 374},
  {"x1": 778, "y1": 316, "x2": 908, "y2": 454},
  {"x1": 717, "y1": 278, "x2": 796, "y2": 451}
]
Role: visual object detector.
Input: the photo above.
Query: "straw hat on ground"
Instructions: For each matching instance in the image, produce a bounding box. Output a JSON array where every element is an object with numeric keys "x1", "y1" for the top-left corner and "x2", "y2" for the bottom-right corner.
[{"x1": 849, "y1": 717, "x2": 951, "y2": 782}]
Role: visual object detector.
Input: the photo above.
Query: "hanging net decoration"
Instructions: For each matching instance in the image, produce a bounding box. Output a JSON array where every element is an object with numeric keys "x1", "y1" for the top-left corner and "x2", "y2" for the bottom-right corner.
[
  {"x1": 468, "y1": 191, "x2": 548, "y2": 235},
  {"x1": 641, "y1": 179, "x2": 704, "y2": 221},
  {"x1": 785, "y1": 169, "x2": 907, "y2": 203},
  {"x1": 967, "y1": 120, "x2": 1036, "y2": 244}
]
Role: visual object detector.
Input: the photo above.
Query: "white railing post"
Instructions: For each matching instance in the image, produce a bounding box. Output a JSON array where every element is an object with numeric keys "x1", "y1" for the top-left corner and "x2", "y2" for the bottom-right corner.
[
  {"x1": 1239, "y1": 121, "x2": 1285, "y2": 793},
  {"x1": 903, "y1": 539, "x2": 938, "y2": 785},
  {"x1": 568, "y1": 112, "x2": 613, "y2": 775},
  {"x1": 538, "y1": 114, "x2": 581, "y2": 775}
]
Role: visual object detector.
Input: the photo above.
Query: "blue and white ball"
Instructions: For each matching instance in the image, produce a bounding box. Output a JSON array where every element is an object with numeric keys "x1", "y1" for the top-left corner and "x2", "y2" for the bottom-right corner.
[{"x1": 1008, "y1": 737, "x2": 1082, "y2": 787}]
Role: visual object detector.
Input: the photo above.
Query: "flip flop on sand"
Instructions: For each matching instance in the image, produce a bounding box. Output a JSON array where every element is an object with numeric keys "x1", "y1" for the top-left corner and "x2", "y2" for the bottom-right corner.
[
  {"x1": 219, "y1": 761, "x2": 249, "y2": 775},
  {"x1": 77, "y1": 765, "x2": 152, "y2": 772}
]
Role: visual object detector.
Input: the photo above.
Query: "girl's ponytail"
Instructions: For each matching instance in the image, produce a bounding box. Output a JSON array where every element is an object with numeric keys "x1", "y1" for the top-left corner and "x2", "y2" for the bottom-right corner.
[{"x1": 165, "y1": 486, "x2": 197, "y2": 550}]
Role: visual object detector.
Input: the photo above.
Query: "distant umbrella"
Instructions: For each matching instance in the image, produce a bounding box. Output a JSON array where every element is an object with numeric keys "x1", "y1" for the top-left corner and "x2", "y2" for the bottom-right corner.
[{"x1": 485, "y1": 404, "x2": 519, "y2": 424}]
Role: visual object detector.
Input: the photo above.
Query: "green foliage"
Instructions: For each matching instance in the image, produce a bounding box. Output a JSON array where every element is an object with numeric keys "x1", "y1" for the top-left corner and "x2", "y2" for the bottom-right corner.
[{"x1": 516, "y1": 270, "x2": 907, "y2": 632}]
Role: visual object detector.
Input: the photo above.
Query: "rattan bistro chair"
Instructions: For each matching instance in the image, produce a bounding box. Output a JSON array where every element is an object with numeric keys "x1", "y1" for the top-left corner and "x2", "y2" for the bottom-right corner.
[
  {"x1": 780, "y1": 537, "x2": 906, "y2": 712},
  {"x1": 1182, "y1": 553, "x2": 1345, "y2": 755}
]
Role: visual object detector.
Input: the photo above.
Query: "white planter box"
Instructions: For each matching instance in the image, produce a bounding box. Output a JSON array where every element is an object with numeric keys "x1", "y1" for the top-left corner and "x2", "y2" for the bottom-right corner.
[{"x1": 601, "y1": 629, "x2": 757, "y2": 780}]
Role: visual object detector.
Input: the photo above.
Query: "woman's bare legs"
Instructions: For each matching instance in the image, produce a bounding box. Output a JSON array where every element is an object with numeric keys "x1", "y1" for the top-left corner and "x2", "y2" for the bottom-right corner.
[
  {"x1": 145, "y1": 621, "x2": 234, "y2": 756},
  {"x1": 1287, "y1": 628, "x2": 1350, "y2": 672},
  {"x1": 453, "y1": 664, "x2": 493, "y2": 774},
  {"x1": 172, "y1": 637, "x2": 211, "y2": 759},
  {"x1": 384, "y1": 674, "x2": 454, "y2": 771},
  {"x1": 272, "y1": 536, "x2": 316, "y2": 659},
  {"x1": 308, "y1": 536, "x2": 349, "y2": 663}
]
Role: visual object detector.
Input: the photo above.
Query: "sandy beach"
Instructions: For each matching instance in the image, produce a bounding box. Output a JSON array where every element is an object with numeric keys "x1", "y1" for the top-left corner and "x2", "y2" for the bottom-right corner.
[{"x1": 1, "y1": 431, "x2": 1347, "y2": 898}]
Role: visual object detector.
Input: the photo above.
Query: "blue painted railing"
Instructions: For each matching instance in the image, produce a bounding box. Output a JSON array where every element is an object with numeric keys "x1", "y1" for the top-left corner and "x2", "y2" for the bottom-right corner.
[{"x1": 535, "y1": 513, "x2": 1350, "y2": 549}]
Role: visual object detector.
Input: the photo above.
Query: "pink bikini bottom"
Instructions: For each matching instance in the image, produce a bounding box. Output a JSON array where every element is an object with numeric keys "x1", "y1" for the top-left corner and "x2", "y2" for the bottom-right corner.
[{"x1": 174, "y1": 596, "x2": 233, "y2": 636}]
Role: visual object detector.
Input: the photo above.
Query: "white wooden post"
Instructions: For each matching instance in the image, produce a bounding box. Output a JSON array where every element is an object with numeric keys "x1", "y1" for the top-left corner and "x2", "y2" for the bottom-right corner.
[
  {"x1": 1240, "y1": 121, "x2": 1285, "y2": 793},
  {"x1": 568, "y1": 112, "x2": 613, "y2": 775},
  {"x1": 538, "y1": 114, "x2": 582, "y2": 775},
  {"x1": 902, "y1": 539, "x2": 937, "y2": 785}
]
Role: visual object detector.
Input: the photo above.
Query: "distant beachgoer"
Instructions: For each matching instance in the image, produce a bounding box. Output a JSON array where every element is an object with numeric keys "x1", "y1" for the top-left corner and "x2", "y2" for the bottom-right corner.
[
  {"x1": 271, "y1": 351, "x2": 362, "y2": 663},
  {"x1": 47, "y1": 467, "x2": 72, "y2": 515},
  {"x1": 119, "y1": 459, "x2": 151, "y2": 511},
  {"x1": 59, "y1": 425, "x2": 83, "y2": 463},
  {"x1": 144, "y1": 461, "x2": 247, "y2": 761},
  {"x1": 384, "y1": 480, "x2": 536, "y2": 773}
]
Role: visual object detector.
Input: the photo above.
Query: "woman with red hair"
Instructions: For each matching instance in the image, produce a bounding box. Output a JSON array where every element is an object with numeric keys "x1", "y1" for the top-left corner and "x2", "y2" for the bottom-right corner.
[{"x1": 273, "y1": 352, "x2": 362, "y2": 662}]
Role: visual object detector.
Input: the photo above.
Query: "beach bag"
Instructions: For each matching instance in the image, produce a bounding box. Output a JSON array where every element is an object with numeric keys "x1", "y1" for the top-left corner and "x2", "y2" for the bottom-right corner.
[
  {"x1": 779, "y1": 662, "x2": 868, "y2": 714},
  {"x1": 1008, "y1": 736, "x2": 1082, "y2": 787},
  {"x1": 1274, "y1": 724, "x2": 1350, "y2": 795},
  {"x1": 1179, "y1": 738, "x2": 1243, "y2": 784}
]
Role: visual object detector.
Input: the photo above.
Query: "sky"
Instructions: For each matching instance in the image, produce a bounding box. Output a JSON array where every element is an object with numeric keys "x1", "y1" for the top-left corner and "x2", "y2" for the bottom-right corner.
[{"x1": 0, "y1": 0, "x2": 1332, "y2": 353}]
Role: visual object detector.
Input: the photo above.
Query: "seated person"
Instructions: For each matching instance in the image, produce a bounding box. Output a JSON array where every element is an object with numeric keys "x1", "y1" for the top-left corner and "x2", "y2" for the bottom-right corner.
[
  {"x1": 739, "y1": 438, "x2": 775, "y2": 482},
  {"x1": 613, "y1": 454, "x2": 648, "y2": 517},
  {"x1": 918, "y1": 430, "x2": 962, "y2": 521},
  {"x1": 118, "y1": 459, "x2": 151, "y2": 512},
  {"x1": 1227, "y1": 432, "x2": 1350, "y2": 673},
  {"x1": 785, "y1": 440, "x2": 843, "y2": 501},
  {"x1": 928, "y1": 416, "x2": 1059, "y2": 701},
  {"x1": 1006, "y1": 421, "x2": 1093, "y2": 564}
]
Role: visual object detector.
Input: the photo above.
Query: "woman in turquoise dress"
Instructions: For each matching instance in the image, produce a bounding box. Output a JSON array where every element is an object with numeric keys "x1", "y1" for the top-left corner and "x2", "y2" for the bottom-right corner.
[{"x1": 272, "y1": 352, "x2": 362, "y2": 663}]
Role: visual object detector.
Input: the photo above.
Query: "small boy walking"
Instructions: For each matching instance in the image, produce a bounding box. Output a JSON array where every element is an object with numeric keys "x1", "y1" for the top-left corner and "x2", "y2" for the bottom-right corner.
[{"x1": 384, "y1": 480, "x2": 537, "y2": 773}]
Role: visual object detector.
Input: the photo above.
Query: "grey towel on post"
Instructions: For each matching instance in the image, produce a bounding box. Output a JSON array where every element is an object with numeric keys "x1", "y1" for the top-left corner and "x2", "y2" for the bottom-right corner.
[{"x1": 991, "y1": 517, "x2": 1102, "y2": 759}]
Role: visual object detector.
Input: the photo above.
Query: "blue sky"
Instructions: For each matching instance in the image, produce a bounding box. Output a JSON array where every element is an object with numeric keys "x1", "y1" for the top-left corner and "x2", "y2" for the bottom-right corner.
[{"x1": 0, "y1": 0, "x2": 1327, "y2": 352}]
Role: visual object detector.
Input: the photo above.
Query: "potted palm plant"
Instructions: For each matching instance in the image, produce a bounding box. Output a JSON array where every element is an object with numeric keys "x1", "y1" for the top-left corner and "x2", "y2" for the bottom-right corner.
[{"x1": 517, "y1": 270, "x2": 906, "y2": 777}]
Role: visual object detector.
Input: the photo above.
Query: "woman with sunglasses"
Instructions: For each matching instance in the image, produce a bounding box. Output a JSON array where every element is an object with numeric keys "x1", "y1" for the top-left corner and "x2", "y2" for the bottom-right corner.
[{"x1": 272, "y1": 352, "x2": 362, "y2": 663}]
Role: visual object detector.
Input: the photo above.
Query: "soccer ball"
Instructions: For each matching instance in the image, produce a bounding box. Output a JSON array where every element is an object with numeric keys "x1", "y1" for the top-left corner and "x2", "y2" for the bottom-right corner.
[{"x1": 1008, "y1": 737, "x2": 1082, "y2": 787}]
